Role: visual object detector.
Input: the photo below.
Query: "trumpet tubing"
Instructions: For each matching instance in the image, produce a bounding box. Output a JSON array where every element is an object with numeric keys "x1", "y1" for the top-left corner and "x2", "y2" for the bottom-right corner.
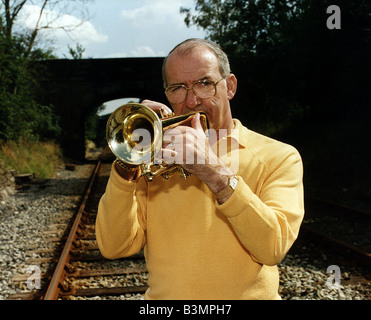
[{"x1": 106, "y1": 103, "x2": 208, "y2": 181}]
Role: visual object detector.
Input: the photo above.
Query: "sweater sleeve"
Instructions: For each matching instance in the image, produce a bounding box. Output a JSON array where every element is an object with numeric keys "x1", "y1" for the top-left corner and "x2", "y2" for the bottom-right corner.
[
  {"x1": 217, "y1": 147, "x2": 304, "y2": 266},
  {"x1": 95, "y1": 164, "x2": 147, "y2": 259}
]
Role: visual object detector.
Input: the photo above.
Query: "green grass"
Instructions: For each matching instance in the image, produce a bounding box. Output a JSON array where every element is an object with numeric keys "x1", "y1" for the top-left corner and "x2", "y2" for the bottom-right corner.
[{"x1": 0, "y1": 136, "x2": 64, "y2": 178}]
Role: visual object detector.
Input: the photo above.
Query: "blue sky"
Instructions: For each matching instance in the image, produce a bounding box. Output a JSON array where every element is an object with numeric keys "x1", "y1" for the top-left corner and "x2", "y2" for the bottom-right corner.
[
  {"x1": 85, "y1": 0, "x2": 206, "y2": 58},
  {"x1": 19, "y1": 0, "x2": 207, "y2": 58},
  {"x1": 16, "y1": 0, "x2": 207, "y2": 114}
]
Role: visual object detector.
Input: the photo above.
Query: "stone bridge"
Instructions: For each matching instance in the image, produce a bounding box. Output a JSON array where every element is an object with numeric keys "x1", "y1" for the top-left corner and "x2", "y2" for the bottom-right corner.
[
  {"x1": 36, "y1": 58, "x2": 167, "y2": 160},
  {"x1": 36, "y1": 57, "x2": 248, "y2": 160}
]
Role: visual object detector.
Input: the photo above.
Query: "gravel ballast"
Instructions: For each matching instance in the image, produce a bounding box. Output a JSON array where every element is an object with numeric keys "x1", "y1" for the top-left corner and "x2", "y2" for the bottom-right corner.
[
  {"x1": 1, "y1": 163, "x2": 370, "y2": 300},
  {"x1": 0, "y1": 164, "x2": 94, "y2": 299}
]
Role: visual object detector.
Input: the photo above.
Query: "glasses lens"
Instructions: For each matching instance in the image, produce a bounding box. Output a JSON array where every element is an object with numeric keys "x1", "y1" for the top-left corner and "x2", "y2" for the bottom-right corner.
[
  {"x1": 166, "y1": 79, "x2": 219, "y2": 103},
  {"x1": 166, "y1": 86, "x2": 186, "y2": 104},
  {"x1": 193, "y1": 80, "x2": 216, "y2": 99}
]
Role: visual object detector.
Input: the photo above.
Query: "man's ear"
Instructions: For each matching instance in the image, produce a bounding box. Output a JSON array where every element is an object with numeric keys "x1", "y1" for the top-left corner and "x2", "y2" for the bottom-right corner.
[{"x1": 226, "y1": 74, "x2": 237, "y2": 100}]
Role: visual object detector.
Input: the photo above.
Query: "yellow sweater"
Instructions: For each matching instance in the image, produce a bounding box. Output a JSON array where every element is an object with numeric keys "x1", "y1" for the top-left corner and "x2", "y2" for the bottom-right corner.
[{"x1": 96, "y1": 119, "x2": 304, "y2": 300}]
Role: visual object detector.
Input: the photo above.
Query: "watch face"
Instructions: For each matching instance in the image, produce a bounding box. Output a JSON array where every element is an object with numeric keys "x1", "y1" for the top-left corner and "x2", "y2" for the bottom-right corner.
[{"x1": 230, "y1": 177, "x2": 238, "y2": 189}]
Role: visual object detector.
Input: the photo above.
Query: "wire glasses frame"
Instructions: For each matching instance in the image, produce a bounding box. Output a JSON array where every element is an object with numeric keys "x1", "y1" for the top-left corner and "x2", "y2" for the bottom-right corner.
[{"x1": 165, "y1": 78, "x2": 225, "y2": 104}]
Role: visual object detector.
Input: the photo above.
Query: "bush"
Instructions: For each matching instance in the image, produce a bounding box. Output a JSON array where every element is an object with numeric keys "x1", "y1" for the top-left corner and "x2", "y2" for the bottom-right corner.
[
  {"x1": 0, "y1": 25, "x2": 61, "y2": 141},
  {"x1": 0, "y1": 135, "x2": 64, "y2": 178}
]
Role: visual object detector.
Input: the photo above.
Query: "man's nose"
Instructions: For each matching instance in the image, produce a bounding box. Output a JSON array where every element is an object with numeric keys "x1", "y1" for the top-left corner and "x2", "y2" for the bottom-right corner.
[{"x1": 185, "y1": 89, "x2": 200, "y2": 109}]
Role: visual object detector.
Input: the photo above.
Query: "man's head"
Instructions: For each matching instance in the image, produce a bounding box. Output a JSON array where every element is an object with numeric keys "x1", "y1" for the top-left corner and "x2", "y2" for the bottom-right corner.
[
  {"x1": 162, "y1": 39, "x2": 231, "y2": 88},
  {"x1": 162, "y1": 38, "x2": 237, "y2": 132}
]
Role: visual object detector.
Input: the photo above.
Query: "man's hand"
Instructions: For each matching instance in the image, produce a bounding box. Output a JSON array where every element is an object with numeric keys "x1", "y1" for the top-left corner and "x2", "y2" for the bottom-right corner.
[
  {"x1": 141, "y1": 99, "x2": 173, "y2": 116},
  {"x1": 141, "y1": 99, "x2": 235, "y2": 203},
  {"x1": 162, "y1": 113, "x2": 234, "y2": 196}
]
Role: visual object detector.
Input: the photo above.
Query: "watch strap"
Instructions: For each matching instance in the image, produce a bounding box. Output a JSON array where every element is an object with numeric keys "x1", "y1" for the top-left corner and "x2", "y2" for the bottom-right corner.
[
  {"x1": 215, "y1": 176, "x2": 238, "y2": 200},
  {"x1": 115, "y1": 158, "x2": 141, "y2": 181}
]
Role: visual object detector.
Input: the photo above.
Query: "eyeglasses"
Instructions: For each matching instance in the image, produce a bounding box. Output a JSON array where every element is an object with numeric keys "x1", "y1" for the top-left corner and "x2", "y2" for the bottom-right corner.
[{"x1": 165, "y1": 78, "x2": 225, "y2": 104}]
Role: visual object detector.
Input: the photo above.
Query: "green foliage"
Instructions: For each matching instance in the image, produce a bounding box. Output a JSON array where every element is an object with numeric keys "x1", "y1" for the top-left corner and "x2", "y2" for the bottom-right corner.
[
  {"x1": 0, "y1": 20, "x2": 61, "y2": 141},
  {"x1": 181, "y1": 0, "x2": 370, "y2": 135},
  {"x1": 84, "y1": 104, "x2": 106, "y2": 146},
  {"x1": 182, "y1": 0, "x2": 371, "y2": 197},
  {"x1": 65, "y1": 42, "x2": 85, "y2": 59},
  {"x1": 181, "y1": 0, "x2": 298, "y2": 56}
]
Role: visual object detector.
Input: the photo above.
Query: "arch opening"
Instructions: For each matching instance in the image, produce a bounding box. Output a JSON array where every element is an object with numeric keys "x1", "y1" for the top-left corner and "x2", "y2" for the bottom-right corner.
[{"x1": 84, "y1": 97, "x2": 141, "y2": 160}]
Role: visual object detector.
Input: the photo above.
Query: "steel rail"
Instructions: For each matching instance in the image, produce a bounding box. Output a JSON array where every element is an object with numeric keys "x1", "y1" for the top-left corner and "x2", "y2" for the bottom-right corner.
[
  {"x1": 301, "y1": 225, "x2": 371, "y2": 266},
  {"x1": 43, "y1": 157, "x2": 102, "y2": 300},
  {"x1": 302, "y1": 195, "x2": 371, "y2": 267},
  {"x1": 306, "y1": 196, "x2": 371, "y2": 217}
]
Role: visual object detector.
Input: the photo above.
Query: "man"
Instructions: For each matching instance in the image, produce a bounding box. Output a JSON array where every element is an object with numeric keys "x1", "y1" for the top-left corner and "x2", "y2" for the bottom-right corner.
[{"x1": 96, "y1": 38, "x2": 304, "y2": 299}]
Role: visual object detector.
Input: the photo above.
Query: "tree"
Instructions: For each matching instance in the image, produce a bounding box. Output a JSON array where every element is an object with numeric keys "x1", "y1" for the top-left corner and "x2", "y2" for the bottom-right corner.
[
  {"x1": 65, "y1": 42, "x2": 85, "y2": 59},
  {"x1": 181, "y1": 0, "x2": 302, "y2": 57},
  {"x1": 180, "y1": 0, "x2": 370, "y2": 133},
  {"x1": 180, "y1": 0, "x2": 371, "y2": 197},
  {"x1": 0, "y1": 0, "x2": 90, "y2": 141},
  {"x1": 0, "y1": 26, "x2": 61, "y2": 140},
  {"x1": 0, "y1": 0, "x2": 89, "y2": 58}
]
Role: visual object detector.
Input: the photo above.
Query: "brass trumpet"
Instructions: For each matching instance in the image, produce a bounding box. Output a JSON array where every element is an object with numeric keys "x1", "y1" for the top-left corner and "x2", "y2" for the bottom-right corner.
[{"x1": 106, "y1": 103, "x2": 209, "y2": 181}]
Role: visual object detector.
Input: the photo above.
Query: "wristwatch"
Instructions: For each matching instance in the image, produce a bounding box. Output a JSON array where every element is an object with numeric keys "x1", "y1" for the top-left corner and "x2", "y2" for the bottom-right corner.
[
  {"x1": 115, "y1": 158, "x2": 140, "y2": 181},
  {"x1": 215, "y1": 176, "x2": 239, "y2": 200},
  {"x1": 115, "y1": 158, "x2": 135, "y2": 171}
]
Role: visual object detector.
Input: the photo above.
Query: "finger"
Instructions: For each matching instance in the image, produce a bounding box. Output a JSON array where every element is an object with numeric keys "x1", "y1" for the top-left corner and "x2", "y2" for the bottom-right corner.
[
  {"x1": 141, "y1": 99, "x2": 173, "y2": 115},
  {"x1": 191, "y1": 113, "x2": 203, "y2": 132},
  {"x1": 162, "y1": 148, "x2": 177, "y2": 164},
  {"x1": 160, "y1": 106, "x2": 174, "y2": 116},
  {"x1": 163, "y1": 127, "x2": 186, "y2": 145}
]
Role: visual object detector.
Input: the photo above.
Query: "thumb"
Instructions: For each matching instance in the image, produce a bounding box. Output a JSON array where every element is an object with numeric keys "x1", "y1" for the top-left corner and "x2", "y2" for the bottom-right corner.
[{"x1": 191, "y1": 112, "x2": 202, "y2": 132}]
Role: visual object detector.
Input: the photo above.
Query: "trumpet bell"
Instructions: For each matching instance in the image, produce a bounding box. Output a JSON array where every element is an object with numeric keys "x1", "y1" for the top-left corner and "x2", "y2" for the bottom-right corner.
[
  {"x1": 106, "y1": 102, "x2": 209, "y2": 181},
  {"x1": 106, "y1": 103, "x2": 162, "y2": 165}
]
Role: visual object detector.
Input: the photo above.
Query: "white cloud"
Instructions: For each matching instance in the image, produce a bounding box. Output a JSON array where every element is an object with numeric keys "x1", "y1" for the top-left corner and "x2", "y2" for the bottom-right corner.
[
  {"x1": 115, "y1": 0, "x2": 204, "y2": 57},
  {"x1": 120, "y1": 1, "x2": 188, "y2": 30},
  {"x1": 104, "y1": 46, "x2": 165, "y2": 58},
  {"x1": 105, "y1": 52, "x2": 128, "y2": 58},
  {"x1": 130, "y1": 46, "x2": 164, "y2": 57},
  {"x1": 14, "y1": 0, "x2": 206, "y2": 58},
  {"x1": 17, "y1": 4, "x2": 108, "y2": 46}
]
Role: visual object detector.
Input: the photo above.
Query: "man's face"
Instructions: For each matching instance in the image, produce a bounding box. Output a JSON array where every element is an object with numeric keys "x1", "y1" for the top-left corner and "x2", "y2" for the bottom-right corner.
[{"x1": 164, "y1": 46, "x2": 236, "y2": 131}]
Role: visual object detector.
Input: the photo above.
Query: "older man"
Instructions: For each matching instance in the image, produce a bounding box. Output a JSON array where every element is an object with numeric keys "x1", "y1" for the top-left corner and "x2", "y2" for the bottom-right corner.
[{"x1": 96, "y1": 38, "x2": 304, "y2": 299}]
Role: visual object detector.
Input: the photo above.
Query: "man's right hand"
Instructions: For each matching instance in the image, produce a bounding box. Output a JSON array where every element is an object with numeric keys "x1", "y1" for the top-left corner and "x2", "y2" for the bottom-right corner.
[{"x1": 141, "y1": 99, "x2": 173, "y2": 116}]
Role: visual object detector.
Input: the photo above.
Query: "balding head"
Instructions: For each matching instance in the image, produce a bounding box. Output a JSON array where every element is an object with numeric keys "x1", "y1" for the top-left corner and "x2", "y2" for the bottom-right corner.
[{"x1": 162, "y1": 38, "x2": 231, "y2": 88}]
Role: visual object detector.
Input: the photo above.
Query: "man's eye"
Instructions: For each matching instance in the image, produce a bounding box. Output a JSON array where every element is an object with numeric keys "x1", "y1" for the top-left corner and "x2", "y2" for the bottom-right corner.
[
  {"x1": 169, "y1": 86, "x2": 183, "y2": 93},
  {"x1": 199, "y1": 80, "x2": 213, "y2": 86}
]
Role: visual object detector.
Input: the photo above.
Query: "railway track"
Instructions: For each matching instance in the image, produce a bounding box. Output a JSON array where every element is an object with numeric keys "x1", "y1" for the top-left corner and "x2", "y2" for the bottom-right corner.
[
  {"x1": 8, "y1": 151, "x2": 149, "y2": 300},
  {"x1": 46, "y1": 153, "x2": 149, "y2": 300},
  {"x1": 301, "y1": 196, "x2": 371, "y2": 267},
  {"x1": 6, "y1": 151, "x2": 370, "y2": 300}
]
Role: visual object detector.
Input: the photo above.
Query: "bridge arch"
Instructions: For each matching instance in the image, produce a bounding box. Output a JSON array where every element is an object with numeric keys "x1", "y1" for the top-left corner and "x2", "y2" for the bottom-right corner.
[
  {"x1": 37, "y1": 58, "x2": 167, "y2": 160},
  {"x1": 85, "y1": 97, "x2": 141, "y2": 150},
  {"x1": 36, "y1": 57, "x2": 250, "y2": 160}
]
